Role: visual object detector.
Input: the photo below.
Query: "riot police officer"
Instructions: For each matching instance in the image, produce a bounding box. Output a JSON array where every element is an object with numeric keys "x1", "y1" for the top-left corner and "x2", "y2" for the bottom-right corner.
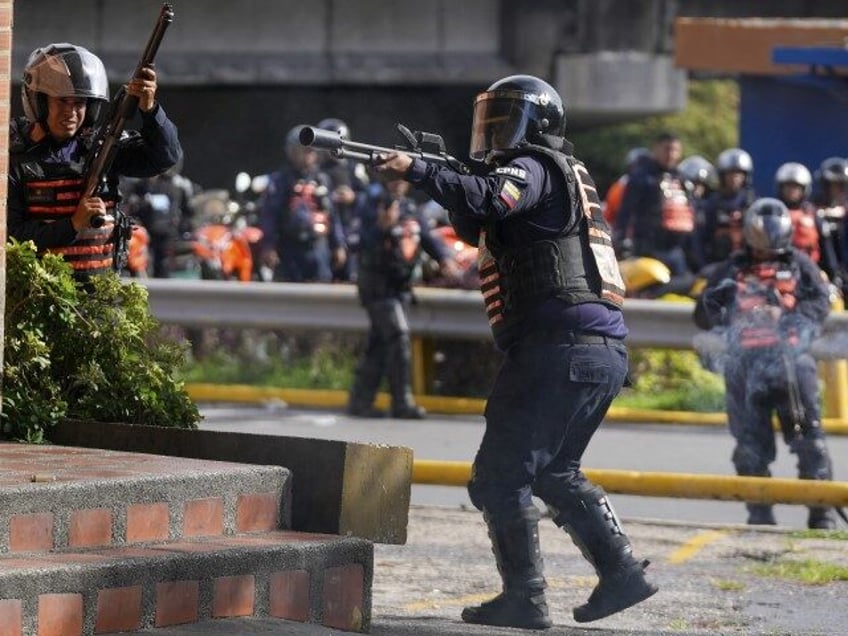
[
  {"x1": 812, "y1": 156, "x2": 848, "y2": 290},
  {"x1": 316, "y1": 117, "x2": 370, "y2": 281},
  {"x1": 694, "y1": 198, "x2": 836, "y2": 529},
  {"x1": 124, "y1": 161, "x2": 197, "y2": 278},
  {"x1": 613, "y1": 131, "x2": 698, "y2": 293},
  {"x1": 258, "y1": 125, "x2": 347, "y2": 282},
  {"x1": 347, "y1": 177, "x2": 453, "y2": 419},
  {"x1": 7, "y1": 43, "x2": 183, "y2": 277},
  {"x1": 375, "y1": 74, "x2": 657, "y2": 628},
  {"x1": 774, "y1": 162, "x2": 839, "y2": 275},
  {"x1": 603, "y1": 145, "x2": 649, "y2": 228},
  {"x1": 698, "y1": 148, "x2": 757, "y2": 268}
]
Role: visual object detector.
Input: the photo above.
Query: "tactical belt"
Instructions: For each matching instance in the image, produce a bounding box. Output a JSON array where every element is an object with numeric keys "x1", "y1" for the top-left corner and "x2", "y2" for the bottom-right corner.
[{"x1": 523, "y1": 329, "x2": 624, "y2": 345}]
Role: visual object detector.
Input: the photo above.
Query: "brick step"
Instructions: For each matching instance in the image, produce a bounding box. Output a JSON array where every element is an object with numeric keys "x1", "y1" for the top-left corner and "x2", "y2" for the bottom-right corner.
[
  {"x1": 0, "y1": 530, "x2": 372, "y2": 635},
  {"x1": 0, "y1": 443, "x2": 291, "y2": 554}
]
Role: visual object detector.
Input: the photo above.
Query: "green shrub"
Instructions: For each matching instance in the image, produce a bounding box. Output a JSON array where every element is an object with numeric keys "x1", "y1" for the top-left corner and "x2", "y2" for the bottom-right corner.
[
  {"x1": 2, "y1": 240, "x2": 200, "y2": 442},
  {"x1": 621, "y1": 348, "x2": 726, "y2": 412},
  {"x1": 182, "y1": 331, "x2": 358, "y2": 390}
]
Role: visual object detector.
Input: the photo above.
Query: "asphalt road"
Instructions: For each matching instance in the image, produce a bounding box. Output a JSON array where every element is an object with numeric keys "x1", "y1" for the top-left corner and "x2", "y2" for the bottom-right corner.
[{"x1": 197, "y1": 403, "x2": 848, "y2": 529}]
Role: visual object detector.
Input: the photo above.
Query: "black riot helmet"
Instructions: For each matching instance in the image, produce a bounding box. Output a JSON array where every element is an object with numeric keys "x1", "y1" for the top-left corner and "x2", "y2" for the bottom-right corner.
[
  {"x1": 818, "y1": 156, "x2": 848, "y2": 184},
  {"x1": 22, "y1": 43, "x2": 109, "y2": 126},
  {"x1": 678, "y1": 154, "x2": 718, "y2": 191},
  {"x1": 470, "y1": 74, "x2": 565, "y2": 163},
  {"x1": 774, "y1": 162, "x2": 812, "y2": 199},
  {"x1": 742, "y1": 197, "x2": 793, "y2": 257},
  {"x1": 317, "y1": 117, "x2": 350, "y2": 140}
]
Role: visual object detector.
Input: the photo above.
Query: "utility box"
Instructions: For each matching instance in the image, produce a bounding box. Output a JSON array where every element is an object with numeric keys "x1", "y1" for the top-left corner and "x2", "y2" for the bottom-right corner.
[
  {"x1": 740, "y1": 47, "x2": 848, "y2": 196},
  {"x1": 674, "y1": 18, "x2": 848, "y2": 196}
]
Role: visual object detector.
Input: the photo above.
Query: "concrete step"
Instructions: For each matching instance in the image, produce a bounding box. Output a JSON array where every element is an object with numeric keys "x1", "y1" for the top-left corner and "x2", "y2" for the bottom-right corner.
[
  {"x1": 0, "y1": 530, "x2": 372, "y2": 635},
  {"x1": 0, "y1": 443, "x2": 291, "y2": 554}
]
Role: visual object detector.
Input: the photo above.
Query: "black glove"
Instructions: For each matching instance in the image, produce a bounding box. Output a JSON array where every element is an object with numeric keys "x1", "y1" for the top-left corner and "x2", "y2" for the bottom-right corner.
[{"x1": 703, "y1": 278, "x2": 736, "y2": 312}]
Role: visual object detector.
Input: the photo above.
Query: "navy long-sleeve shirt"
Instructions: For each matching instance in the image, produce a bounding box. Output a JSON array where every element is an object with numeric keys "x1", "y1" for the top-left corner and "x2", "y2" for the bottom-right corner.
[
  {"x1": 406, "y1": 154, "x2": 627, "y2": 349},
  {"x1": 8, "y1": 104, "x2": 182, "y2": 250}
]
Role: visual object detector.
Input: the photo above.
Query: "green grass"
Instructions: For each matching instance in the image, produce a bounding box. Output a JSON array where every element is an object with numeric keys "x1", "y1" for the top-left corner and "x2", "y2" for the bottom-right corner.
[
  {"x1": 752, "y1": 558, "x2": 848, "y2": 585},
  {"x1": 183, "y1": 353, "x2": 354, "y2": 389},
  {"x1": 178, "y1": 332, "x2": 357, "y2": 390},
  {"x1": 177, "y1": 330, "x2": 730, "y2": 411},
  {"x1": 616, "y1": 384, "x2": 725, "y2": 412},
  {"x1": 710, "y1": 578, "x2": 746, "y2": 592},
  {"x1": 788, "y1": 529, "x2": 848, "y2": 541}
]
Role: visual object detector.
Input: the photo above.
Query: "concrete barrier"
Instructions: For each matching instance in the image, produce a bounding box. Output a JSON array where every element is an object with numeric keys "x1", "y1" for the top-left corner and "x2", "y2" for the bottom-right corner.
[{"x1": 50, "y1": 420, "x2": 413, "y2": 545}]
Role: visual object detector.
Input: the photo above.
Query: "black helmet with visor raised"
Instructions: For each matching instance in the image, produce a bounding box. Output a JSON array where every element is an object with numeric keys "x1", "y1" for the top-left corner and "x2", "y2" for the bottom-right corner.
[{"x1": 22, "y1": 42, "x2": 109, "y2": 126}]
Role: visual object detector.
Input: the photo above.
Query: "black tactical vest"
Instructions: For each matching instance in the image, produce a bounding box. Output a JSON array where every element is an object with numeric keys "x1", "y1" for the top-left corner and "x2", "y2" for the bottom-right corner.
[{"x1": 478, "y1": 147, "x2": 625, "y2": 339}]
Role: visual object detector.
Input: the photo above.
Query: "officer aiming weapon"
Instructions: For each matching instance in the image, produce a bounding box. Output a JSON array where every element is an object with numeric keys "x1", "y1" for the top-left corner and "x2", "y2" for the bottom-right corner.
[
  {"x1": 299, "y1": 123, "x2": 470, "y2": 175},
  {"x1": 82, "y1": 2, "x2": 174, "y2": 268}
]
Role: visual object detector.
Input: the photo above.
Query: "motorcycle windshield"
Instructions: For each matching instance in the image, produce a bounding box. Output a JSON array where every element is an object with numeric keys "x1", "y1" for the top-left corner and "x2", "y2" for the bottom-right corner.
[{"x1": 469, "y1": 93, "x2": 532, "y2": 162}]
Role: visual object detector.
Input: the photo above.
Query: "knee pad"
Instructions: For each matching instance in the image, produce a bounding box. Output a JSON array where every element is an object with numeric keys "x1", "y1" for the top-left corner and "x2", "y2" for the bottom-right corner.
[
  {"x1": 790, "y1": 436, "x2": 833, "y2": 481},
  {"x1": 731, "y1": 444, "x2": 770, "y2": 477}
]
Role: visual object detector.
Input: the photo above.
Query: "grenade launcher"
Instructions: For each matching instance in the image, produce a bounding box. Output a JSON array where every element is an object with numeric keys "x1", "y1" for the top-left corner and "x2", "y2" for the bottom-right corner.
[
  {"x1": 83, "y1": 3, "x2": 174, "y2": 267},
  {"x1": 299, "y1": 123, "x2": 470, "y2": 175}
]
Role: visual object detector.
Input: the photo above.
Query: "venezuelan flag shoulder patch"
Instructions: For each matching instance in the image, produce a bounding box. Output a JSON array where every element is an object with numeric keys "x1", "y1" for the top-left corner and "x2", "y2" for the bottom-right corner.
[{"x1": 499, "y1": 179, "x2": 522, "y2": 209}]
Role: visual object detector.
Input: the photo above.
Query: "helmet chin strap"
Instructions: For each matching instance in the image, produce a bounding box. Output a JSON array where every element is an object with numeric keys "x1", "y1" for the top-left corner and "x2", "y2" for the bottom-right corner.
[{"x1": 486, "y1": 135, "x2": 573, "y2": 164}]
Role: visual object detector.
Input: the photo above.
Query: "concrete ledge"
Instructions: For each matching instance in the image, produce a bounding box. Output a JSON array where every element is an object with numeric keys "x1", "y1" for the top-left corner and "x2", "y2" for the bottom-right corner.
[{"x1": 50, "y1": 421, "x2": 413, "y2": 545}]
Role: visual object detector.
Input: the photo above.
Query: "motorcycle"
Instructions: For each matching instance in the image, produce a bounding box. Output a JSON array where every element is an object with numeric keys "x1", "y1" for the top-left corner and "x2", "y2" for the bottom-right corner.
[
  {"x1": 421, "y1": 224, "x2": 480, "y2": 290},
  {"x1": 125, "y1": 224, "x2": 151, "y2": 278},
  {"x1": 619, "y1": 256, "x2": 706, "y2": 301},
  {"x1": 190, "y1": 187, "x2": 263, "y2": 282}
]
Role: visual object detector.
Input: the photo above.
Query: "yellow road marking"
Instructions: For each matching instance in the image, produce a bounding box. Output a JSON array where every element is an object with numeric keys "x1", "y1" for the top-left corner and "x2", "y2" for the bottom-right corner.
[{"x1": 667, "y1": 530, "x2": 730, "y2": 565}]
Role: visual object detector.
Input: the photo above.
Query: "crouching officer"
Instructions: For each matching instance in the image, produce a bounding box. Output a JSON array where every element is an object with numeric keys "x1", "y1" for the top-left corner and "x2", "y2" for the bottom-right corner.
[
  {"x1": 375, "y1": 74, "x2": 658, "y2": 629},
  {"x1": 8, "y1": 43, "x2": 182, "y2": 277},
  {"x1": 694, "y1": 198, "x2": 837, "y2": 529}
]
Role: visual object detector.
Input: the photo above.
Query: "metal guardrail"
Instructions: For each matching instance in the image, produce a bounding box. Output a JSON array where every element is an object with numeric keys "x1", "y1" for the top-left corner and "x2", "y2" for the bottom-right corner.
[
  {"x1": 413, "y1": 460, "x2": 848, "y2": 508},
  {"x1": 140, "y1": 278, "x2": 848, "y2": 355},
  {"x1": 144, "y1": 279, "x2": 848, "y2": 508}
]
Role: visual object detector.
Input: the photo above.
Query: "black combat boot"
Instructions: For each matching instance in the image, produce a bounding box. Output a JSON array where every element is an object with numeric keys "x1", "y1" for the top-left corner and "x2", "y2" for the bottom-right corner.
[
  {"x1": 346, "y1": 403, "x2": 385, "y2": 418},
  {"x1": 746, "y1": 503, "x2": 777, "y2": 525},
  {"x1": 390, "y1": 404, "x2": 427, "y2": 419},
  {"x1": 792, "y1": 435, "x2": 836, "y2": 530},
  {"x1": 807, "y1": 507, "x2": 836, "y2": 530},
  {"x1": 461, "y1": 506, "x2": 552, "y2": 630},
  {"x1": 347, "y1": 358, "x2": 383, "y2": 418},
  {"x1": 384, "y1": 333, "x2": 426, "y2": 419},
  {"x1": 549, "y1": 483, "x2": 658, "y2": 623}
]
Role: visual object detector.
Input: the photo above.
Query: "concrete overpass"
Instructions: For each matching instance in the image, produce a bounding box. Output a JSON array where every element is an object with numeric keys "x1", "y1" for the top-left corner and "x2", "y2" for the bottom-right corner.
[{"x1": 7, "y1": 0, "x2": 847, "y2": 188}]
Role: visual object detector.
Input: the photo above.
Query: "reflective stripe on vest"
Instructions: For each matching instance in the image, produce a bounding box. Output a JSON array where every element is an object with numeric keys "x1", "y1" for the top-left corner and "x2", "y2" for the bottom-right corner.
[
  {"x1": 477, "y1": 231, "x2": 504, "y2": 326},
  {"x1": 475, "y1": 149, "x2": 625, "y2": 332},
  {"x1": 25, "y1": 175, "x2": 116, "y2": 274},
  {"x1": 734, "y1": 262, "x2": 799, "y2": 348},
  {"x1": 570, "y1": 160, "x2": 626, "y2": 306}
]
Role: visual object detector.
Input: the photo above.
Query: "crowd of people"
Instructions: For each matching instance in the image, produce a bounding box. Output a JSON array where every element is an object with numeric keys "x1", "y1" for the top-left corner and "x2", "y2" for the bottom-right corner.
[
  {"x1": 607, "y1": 133, "x2": 848, "y2": 300},
  {"x1": 6, "y1": 35, "x2": 845, "y2": 631},
  {"x1": 604, "y1": 132, "x2": 844, "y2": 531}
]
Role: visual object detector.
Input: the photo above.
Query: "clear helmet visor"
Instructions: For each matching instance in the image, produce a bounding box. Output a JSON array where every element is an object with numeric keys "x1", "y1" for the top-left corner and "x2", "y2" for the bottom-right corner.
[{"x1": 469, "y1": 95, "x2": 534, "y2": 162}]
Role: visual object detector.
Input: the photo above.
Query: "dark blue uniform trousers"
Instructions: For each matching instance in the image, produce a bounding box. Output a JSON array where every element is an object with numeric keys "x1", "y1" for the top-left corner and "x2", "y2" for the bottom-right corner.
[{"x1": 468, "y1": 337, "x2": 629, "y2": 519}]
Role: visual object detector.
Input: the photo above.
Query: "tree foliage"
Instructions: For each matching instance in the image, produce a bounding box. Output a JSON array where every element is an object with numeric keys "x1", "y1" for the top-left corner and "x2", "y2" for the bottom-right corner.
[
  {"x1": 3, "y1": 240, "x2": 200, "y2": 442},
  {"x1": 571, "y1": 79, "x2": 740, "y2": 196}
]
